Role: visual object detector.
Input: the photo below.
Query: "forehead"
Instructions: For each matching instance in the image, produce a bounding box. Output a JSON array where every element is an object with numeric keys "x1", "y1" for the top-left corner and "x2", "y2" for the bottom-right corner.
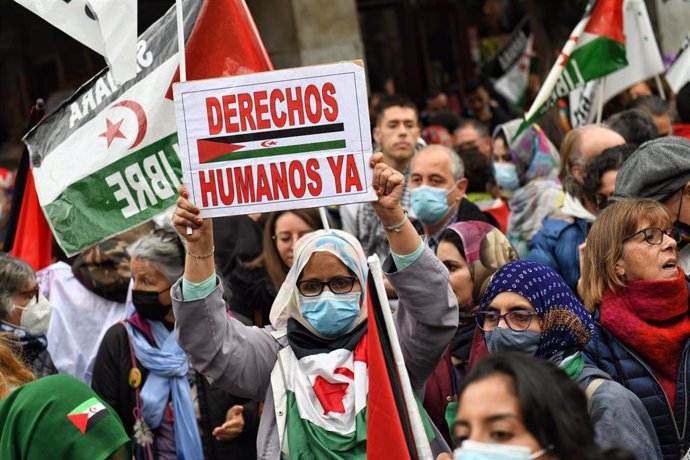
[
  {"x1": 130, "y1": 257, "x2": 164, "y2": 279},
  {"x1": 275, "y1": 212, "x2": 313, "y2": 232},
  {"x1": 301, "y1": 252, "x2": 353, "y2": 279},
  {"x1": 411, "y1": 149, "x2": 452, "y2": 175},
  {"x1": 580, "y1": 127, "x2": 625, "y2": 161},
  {"x1": 436, "y1": 240, "x2": 466, "y2": 262},
  {"x1": 379, "y1": 106, "x2": 418, "y2": 124},
  {"x1": 459, "y1": 373, "x2": 521, "y2": 419},
  {"x1": 488, "y1": 291, "x2": 534, "y2": 311},
  {"x1": 456, "y1": 125, "x2": 481, "y2": 140}
]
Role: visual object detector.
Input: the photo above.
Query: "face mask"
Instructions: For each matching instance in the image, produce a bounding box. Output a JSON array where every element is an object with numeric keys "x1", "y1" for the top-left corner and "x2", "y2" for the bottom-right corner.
[
  {"x1": 454, "y1": 440, "x2": 549, "y2": 460},
  {"x1": 411, "y1": 185, "x2": 453, "y2": 225},
  {"x1": 493, "y1": 163, "x2": 520, "y2": 192},
  {"x1": 13, "y1": 294, "x2": 52, "y2": 336},
  {"x1": 484, "y1": 327, "x2": 540, "y2": 356},
  {"x1": 132, "y1": 289, "x2": 172, "y2": 322},
  {"x1": 298, "y1": 291, "x2": 360, "y2": 337}
]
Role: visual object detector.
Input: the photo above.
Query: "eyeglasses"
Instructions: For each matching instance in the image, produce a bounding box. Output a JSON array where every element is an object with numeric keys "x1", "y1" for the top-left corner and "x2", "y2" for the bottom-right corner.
[
  {"x1": 475, "y1": 310, "x2": 538, "y2": 332},
  {"x1": 297, "y1": 276, "x2": 358, "y2": 297},
  {"x1": 622, "y1": 226, "x2": 680, "y2": 245}
]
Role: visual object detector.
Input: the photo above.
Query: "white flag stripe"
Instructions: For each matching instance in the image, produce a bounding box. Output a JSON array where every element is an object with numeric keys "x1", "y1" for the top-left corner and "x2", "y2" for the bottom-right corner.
[
  {"x1": 602, "y1": 0, "x2": 664, "y2": 102},
  {"x1": 666, "y1": 34, "x2": 690, "y2": 93},
  {"x1": 32, "y1": 56, "x2": 179, "y2": 204}
]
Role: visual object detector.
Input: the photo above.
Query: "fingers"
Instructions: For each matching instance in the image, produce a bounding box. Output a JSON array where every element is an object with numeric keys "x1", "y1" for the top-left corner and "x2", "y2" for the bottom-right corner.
[
  {"x1": 227, "y1": 405, "x2": 244, "y2": 418},
  {"x1": 373, "y1": 162, "x2": 403, "y2": 197},
  {"x1": 369, "y1": 152, "x2": 384, "y2": 168},
  {"x1": 177, "y1": 183, "x2": 189, "y2": 198},
  {"x1": 173, "y1": 207, "x2": 203, "y2": 228}
]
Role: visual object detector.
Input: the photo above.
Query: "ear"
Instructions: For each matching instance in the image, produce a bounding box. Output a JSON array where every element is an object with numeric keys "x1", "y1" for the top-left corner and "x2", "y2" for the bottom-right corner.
[
  {"x1": 615, "y1": 260, "x2": 626, "y2": 280},
  {"x1": 373, "y1": 126, "x2": 381, "y2": 145},
  {"x1": 454, "y1": 178, "x2": 469, "y2": 203},
  {"x1": 571, "y1": 164, "x2": 585, "y2": 184}
]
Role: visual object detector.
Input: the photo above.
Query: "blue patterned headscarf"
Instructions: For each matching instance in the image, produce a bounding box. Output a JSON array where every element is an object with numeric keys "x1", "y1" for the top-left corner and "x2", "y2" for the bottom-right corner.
[{"x1": 479, "y1": 260, "x2": 595, "y2": 359}]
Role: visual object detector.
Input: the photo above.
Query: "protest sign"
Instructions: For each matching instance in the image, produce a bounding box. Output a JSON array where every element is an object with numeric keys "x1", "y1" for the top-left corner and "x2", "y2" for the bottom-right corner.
[
  {"x1": 23, "y1": 0, "x2": 272, "y2": 256},
  {"x1": 173, "y1": 61, "x2": 376, "y2": 217}
]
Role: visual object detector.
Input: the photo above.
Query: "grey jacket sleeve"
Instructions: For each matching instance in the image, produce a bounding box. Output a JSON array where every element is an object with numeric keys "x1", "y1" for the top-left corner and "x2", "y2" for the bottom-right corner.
[
  {"x1": 589, "y1": 380, "x2": 663, "y2": 459},
  {"x1": 384, "y1": 245, "x2": 458, "y2": 394},
  {"x1": 171, "y1": 277, "x2": 281, "y2": 401}
]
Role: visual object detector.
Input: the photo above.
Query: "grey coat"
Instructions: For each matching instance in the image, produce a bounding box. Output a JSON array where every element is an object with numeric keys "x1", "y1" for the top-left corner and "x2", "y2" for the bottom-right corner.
[
  {"x1": 172, "y1": 247, "x2": 458, "y2": 459},
  {"x1": 578, "y1": 363, "x2": 663, "y2": 459}
]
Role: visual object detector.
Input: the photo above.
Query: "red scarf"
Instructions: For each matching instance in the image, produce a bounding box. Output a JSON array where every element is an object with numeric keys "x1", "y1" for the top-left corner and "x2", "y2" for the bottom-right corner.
[{"x1": 601, "y1": 270, "x2": 690, "y2": 410}]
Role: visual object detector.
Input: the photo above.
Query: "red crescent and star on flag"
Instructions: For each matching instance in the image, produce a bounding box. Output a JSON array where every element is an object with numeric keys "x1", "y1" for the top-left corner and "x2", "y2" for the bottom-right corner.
[{"x1": 98, "y1": 100, "x2": 148, "y2": 149}]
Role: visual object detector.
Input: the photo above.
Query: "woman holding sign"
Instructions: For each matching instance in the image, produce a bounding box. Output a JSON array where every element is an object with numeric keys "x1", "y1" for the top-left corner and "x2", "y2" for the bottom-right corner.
[{"x1": 171, "y1": 153, "x2": 457, "y2": 458}]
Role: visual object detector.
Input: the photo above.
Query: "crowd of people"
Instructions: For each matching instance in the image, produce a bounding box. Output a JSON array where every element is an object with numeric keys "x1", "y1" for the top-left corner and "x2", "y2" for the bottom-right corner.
[{"x1": 1, "y1": 75, "x2": 690, "y2": 460}]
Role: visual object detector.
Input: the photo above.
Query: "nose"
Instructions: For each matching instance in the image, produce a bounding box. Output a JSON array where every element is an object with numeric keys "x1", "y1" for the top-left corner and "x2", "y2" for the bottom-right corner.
[{"x1": 662, "y1": 232, "x2": 678, "y2": 250}]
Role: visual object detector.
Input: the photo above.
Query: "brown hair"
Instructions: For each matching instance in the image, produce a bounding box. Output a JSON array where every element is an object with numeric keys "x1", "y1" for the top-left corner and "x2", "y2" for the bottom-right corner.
[
  {"x1": 244, "y1": 208, "x2": 323, "y2": 291},
  {"x1": 0, "y1": 333, "x2": 35, "y2": 399},
  {"x1": 581, "y1": 198, "x2": 671, "y2": 312}
]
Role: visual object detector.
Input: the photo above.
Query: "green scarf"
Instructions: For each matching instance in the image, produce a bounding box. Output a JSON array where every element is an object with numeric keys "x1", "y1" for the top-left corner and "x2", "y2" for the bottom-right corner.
[{"x1": 0, "y1": 374, "x2": 129, "y2": 460}]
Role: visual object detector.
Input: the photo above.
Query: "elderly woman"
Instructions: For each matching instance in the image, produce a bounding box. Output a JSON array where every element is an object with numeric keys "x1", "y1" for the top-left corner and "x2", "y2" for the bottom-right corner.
[
  {"x1": 581, "y1": 198, "x2": 690, "y2": 460},
  {"x1": 92, "y1": 229, "x2": 259, "y2": 460},
  {"x1": 171, "y1": 153, "x2": 458, "y2": 458},
  {"x1": 475, "y1": 260, "x2": 662, "y2": 458},
  {"x1": 0, "y1": 254, "x2": 55, "y2": 377},
  {"x1": 424, "y1": 221, "x2": 517, "y2": 443}
]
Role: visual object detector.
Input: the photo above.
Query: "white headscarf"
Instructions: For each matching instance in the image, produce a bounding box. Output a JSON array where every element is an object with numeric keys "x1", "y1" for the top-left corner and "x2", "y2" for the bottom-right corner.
[{"x1": 269, "y1": 229, "x2": 369, "y2": 335}]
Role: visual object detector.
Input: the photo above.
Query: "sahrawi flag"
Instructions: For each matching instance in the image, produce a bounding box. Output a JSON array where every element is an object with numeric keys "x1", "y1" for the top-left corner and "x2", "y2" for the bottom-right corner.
[
  {"x1": 67, "y1": 397, "x2": 110, "y2": 434},
  {"x1": 282, "y1": 275, "x2": 434, "y2": 459},
  {"x1": 481, "y1": 16, "x2": 534, "y2": 112},
  {"x1": 521, "y1": 0, "x2": 627, "y2": 131},
  {"x1": 14, "y1": 0, "x2": 137, "y2": 84},
  {"x1": 570, "y1": 0, "x2": 664, "y2": 127},
  {"x1": 23, "y1": 0, "x2": 272, "y2": 256}
]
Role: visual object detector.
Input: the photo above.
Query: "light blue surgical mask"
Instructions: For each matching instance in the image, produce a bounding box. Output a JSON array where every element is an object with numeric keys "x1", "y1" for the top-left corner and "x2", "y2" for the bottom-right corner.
[
  {"x1": 298, "y1": 291, "x2": 361, "y2": 337},
  {"x1": 411, "y1": 185, "x2": 453, "y2": 225},
  {"x1": 454, "y1": 440, "x2": 549, "y2": 459},
  {"x1": 484, "y1": 327, "x2": 540, "y2": 356},
  {"x1": 494, "y1": 163, "x2": 520, "y2": 192}
]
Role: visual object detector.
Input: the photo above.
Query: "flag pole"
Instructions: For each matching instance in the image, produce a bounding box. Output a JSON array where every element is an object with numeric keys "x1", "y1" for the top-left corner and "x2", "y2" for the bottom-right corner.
[
  {"x1": 367, "y1": 254, "x2": 433, "y2": 460},
  {"x1": 654, "y1": 74, "x2": 667, "y2": 100},
  {"x1": 319, "y1": 207, "x2": 330, "y2": 230},
  {"x1": 176, "y1": 0, "x2": 193, "y2": 235},
  {"x1": 596, "y1": 77, "x2": 606, "y2": 123}
]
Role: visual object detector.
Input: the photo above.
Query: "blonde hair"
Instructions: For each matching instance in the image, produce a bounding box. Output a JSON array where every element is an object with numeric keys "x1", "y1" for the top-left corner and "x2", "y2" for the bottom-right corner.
[
  {"x1": 581, "y1": 198, "x2": 671, "y2": 312},
  {"x1": 0, "y1": 334, "x2": 35, "y2": 399}
]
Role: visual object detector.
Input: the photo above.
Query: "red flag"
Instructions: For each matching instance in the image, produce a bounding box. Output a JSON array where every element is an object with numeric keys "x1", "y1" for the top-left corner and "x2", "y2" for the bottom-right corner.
[
  {"x1": 11, "y1": 166, "x2": 53, "y2": 271},
  {"x1": 366, "y1": 276, "x2": 418, "y2": 459},
  {"x1": 165, "y1": 0, "x2": 273, "y2": 100}
]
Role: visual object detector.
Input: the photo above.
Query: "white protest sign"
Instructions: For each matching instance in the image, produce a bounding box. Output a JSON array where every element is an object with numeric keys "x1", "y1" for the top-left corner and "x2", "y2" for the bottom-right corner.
[{"x1": 173, "y1": 61, "x2": 376, "y2": 217}]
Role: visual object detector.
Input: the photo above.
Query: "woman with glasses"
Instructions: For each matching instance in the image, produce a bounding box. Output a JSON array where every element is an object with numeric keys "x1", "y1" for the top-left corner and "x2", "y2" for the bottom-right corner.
[
  {"x1": 171, "y1": 153, "x2": 457, "y2": 458},
  {"x1": 581, "y1": 198, "x2": 690, "y2": 460},
  {"x1": 92, "y1": 229, "x2": 260, "y2": 460},
  {"x1": 475, "y1": 259, "x2": 661, "y2": 458},
  {"x1": 0, "y1": 254, "x2": 55, "y2": 377},
  {"x1": 232, "y1": 209, "x2": 323, "y2": 326}
]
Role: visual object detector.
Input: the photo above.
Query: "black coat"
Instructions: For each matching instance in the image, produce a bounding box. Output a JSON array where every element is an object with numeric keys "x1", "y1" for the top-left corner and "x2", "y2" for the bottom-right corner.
[{"x1": 92, "y1": 322, "x2": 259, "y2": 460}]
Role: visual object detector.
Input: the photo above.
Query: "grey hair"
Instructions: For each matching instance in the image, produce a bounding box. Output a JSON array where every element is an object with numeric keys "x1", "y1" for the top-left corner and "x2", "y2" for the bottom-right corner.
[
  {"x1": 0, "y1": 254, "x2": 36, "y2": 321},
  {"x1": 128, "y1": 231, "x2": 186, "y2": 285},
  {"x1": 416, "y1": 144, "x2": 465, "y2": 181}
]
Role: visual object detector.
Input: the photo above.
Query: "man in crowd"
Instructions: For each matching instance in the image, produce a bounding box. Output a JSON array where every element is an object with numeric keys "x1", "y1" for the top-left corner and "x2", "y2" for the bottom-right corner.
[
  {"x1": 341, "y1": 95, "x2": 421, "y2": 259},
  {"x1": 613, "y1": 136, "x2": 690, "y2": 273},
  {"x1": 409, "y1": 144, "x2": 493, "y2": 252},
  {"x1": 421, "y1": 89, "x2": 449, "y2": 126},
  {"x1": 453, "y1": 118, "x2": 491, "y2": 158},
  {"x1": 463, "y1": 80, "x2": 512, "y2": 133},
  {"x1": 629, "y1": 95, "x2": 674, "y2": 137},
  {"x1": 606, "y1": 109, "x2": 659, "y2": 146},
  {"x1": 529, "y1": 125, "x2": 624, "y2": 290}
]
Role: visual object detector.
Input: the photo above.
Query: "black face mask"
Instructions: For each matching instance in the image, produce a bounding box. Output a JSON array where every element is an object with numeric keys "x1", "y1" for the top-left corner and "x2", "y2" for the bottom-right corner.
[{"x1": 131, "y1": 289, "x2": 171, "y2": 321}]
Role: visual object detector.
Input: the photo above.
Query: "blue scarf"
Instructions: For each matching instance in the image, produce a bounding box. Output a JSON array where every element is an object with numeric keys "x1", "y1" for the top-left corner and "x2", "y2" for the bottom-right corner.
[
  {"x1": 124, "y1": 321, "x2": 203, "y2": 460},
  {"x1": 479, "y1": 260, "x2": 595, "y2": 359}
]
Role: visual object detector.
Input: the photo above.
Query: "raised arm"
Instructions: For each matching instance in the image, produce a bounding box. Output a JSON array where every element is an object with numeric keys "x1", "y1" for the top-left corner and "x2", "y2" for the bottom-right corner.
[{"x1": 172, "y1": 184, "x2": 215, "y2": 283}]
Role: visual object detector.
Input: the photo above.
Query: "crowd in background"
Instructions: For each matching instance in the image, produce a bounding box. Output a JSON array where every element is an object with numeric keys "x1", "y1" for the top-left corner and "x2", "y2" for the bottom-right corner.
[{"x1": 1, "y1": 73, "x2": 690, "y2": 460}]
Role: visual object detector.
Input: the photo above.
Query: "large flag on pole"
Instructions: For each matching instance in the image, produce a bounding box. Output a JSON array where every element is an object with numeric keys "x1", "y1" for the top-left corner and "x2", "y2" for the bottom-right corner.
[
  {"x1": 520, "y1": 0, "x2": 627, "y2": 133},
  {"x1": 23, "y1": 0, "x2": 273, "y2": 256},
  {"x1": 13, "y1": 0, "x2": 137, "y2": 84},
  {"x1": 481, "y1": 17, "x2": 533, "y2": 112},
  {"x1": 366, "y1": 255, "x2": 434, "y2": 459},
  {"x1": 666, "y1": 33, "x2": 690, "y2": 94}
]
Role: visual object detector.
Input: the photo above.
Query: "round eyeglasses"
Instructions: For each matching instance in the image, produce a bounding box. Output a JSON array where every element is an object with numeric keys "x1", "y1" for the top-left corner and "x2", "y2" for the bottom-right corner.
[
  {"x1": 622, "y1": 226, "x2": 680, "y2": 245},
  {"x1": 297, "y1": 276, "x2": 358, "y2": 297},
  {"x1": 475, "y1": 310, "x2": 538, "y2": 332}
]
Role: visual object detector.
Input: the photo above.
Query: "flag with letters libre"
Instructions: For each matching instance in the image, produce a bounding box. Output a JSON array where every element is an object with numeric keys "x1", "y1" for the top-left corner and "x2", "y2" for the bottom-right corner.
[
  {"x1": 520, "y1": 0, "x2": 627, "y2": 132},
  {"x1": 23, "y1": 0, "x2": 272, "y2": 256}
]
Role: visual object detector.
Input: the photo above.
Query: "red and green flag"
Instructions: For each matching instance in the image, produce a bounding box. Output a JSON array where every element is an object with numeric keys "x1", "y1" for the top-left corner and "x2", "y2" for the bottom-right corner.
[{"x1": 520, "y1": 0, "x2": 627, "y2": 132}]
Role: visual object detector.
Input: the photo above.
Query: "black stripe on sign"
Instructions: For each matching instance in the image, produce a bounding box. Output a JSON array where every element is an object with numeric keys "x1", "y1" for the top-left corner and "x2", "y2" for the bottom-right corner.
[{"x1": 202, "y1": 123, "x2": 345, "y2": 144}]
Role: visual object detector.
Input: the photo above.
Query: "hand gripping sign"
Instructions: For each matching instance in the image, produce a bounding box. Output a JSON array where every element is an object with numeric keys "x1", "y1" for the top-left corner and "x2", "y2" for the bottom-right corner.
[{"x1": 172, "y1": 61, "x2": 376, "y2": 217}]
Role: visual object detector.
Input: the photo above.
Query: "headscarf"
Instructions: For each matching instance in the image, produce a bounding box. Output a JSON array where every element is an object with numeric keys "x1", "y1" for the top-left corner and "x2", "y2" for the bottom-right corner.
[
  {"x1": 491, "y1": 119, "x2": 522, "y2": 146},
  {"x1": 269, "y1": 229, "x2": 369, "y2": 336},
  {"x1": 510, "y1": 124, "x2": 560, "y2": 186},
  {"x1": 479, "y1": 260, "x2": 595, "y2": 360},
  {"x1": 0, "y1": 374, "x2": 129, "y2": 460},
  {"x1": 444, "y1": 221, "x2": 518, "y2": 310}
]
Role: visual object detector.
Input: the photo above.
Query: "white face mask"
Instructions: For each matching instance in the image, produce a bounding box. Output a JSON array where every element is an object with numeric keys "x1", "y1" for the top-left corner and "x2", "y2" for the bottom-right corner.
[
  {"x1": 12, "y1": 294, "x2": 52, "y2": 336},
  {"x1": 454, "y1": 440, "x2": 549, "y2": 460}
]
